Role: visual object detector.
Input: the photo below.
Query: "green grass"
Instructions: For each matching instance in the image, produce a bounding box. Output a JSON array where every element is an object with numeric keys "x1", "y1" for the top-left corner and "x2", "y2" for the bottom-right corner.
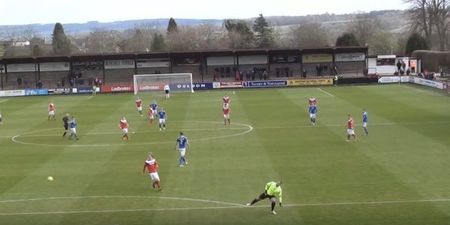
[{"x1": 0, "y1": 84, "x2": 449, "y2": 225}]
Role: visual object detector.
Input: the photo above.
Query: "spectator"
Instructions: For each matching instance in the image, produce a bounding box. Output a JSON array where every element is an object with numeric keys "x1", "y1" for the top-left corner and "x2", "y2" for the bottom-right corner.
[
  {"x1": 263, "y1": 70, "x2": 268, "y2": 80},
  {"x1": 37, "y1": 80, "x2": 43, "y2": 89},
  {"x1": 246, "y1": 70, "x2": 251, "y2": 80},
  {"x1": 333, "y1": 65, "x2": 338, "y2": 75},
  {"x1": 302, "y1": 68, "x2": 307, "y2": 78},
  {"x1": 17, "y1": 77, "x2": 22, "y2": 87}
]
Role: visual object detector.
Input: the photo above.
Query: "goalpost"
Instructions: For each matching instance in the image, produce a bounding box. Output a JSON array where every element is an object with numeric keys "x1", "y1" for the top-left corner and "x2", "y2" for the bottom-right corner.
[{"x1": 133, "y1": 73, "x2": 194, "y2": 95}]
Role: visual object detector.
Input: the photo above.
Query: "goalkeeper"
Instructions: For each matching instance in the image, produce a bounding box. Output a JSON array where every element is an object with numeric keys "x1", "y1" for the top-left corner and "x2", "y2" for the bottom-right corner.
[{"x1": 246, "y1": 181, "x2": 282, "y2": 214}]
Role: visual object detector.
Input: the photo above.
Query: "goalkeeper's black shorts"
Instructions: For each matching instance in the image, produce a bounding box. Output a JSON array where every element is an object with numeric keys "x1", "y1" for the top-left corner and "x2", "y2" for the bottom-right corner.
[{"x1": 258, "y1": 191, "x2": 275, "y2": 200}]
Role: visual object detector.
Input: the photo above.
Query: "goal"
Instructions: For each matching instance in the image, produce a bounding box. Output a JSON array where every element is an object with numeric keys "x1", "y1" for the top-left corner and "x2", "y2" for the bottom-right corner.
[{"x1": 133, "y1": 73, "x2": 194, "y2": 95}]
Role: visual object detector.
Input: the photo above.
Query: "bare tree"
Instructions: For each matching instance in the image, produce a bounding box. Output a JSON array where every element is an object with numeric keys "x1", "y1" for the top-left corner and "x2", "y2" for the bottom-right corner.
[
  {"x1": 348, "y1": 14, "x2": 382, "y2": 46},
  {"x1": 429, "y1": 0, "x2": 450, "y2": 50},
  {"x1": 166, "y1": 25, "x2": 228, "y2": 51},
  {"x1": 369, "y1": 32, "x2": 397, "y2": 55},
  {"x1": 121, "y1": 28, "x2": 153, "y2": 52},
  {"x1": 405, "y1": 0, "x2": 450, "y2": 50},
  {"x1": 288, "y1": 23, "x2": 329, "y2": 48},
  {"x1": 86, "y1": 29, "x2": 122, "y2": 53}
]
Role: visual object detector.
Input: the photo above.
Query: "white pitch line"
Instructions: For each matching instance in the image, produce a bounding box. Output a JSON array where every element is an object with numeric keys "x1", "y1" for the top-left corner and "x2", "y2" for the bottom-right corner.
[
  {"x1": 251, "y1": 120, "x2": 450, "y2": 130},
  {"x1": 1, "y1": 196, "x2": 450, "y2": 216},
  {"x1": 10, "y1": 121, "x2": 254, "y2": 147},
  {"x1": 317, "y1": 88, "x2": 335, "y2": 97},
  {"x1": 0, "y1": 99, "x2": 9, "y2": 104},
  {"x1": 0, "y1": 195, "x2": 242, "y2": 206},
  {"x1": 14, "y1": 127, "x2": 249, "y2": 138}
]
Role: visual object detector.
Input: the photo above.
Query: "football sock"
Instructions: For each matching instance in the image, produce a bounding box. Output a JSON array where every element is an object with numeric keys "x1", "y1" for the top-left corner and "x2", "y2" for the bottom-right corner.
[
  {"x1": 364, "y1": 127, "x2": 369, "y2": 135},
  {"x1": 271, "y1": 202, "x2": 275, "y2": 211}
]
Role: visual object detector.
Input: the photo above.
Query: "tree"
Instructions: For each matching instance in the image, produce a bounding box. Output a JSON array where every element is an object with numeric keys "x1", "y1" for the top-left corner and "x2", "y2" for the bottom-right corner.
[
  {"x1": 288, "y1": 23, "x2": 329, "y2": 48},
  {"x1": 405, "y1": 0, "x2": 450, "y2": 50},
  {"x1": 52, "y1": 23, "x2": 71, "y2": 55},
  {"x1": 405, "y1": 0, "x2": 434, "y2": 45},
  {"x1": 348, "y1": 14, "x2": 382, "y2": 46},
  {"x1": 86, "y1": 29, "x2": 122, "y2": 53},
  {"x1": 167, "y1": 17, "x2": 178, "y2": 33},
  {"x1": 31, "y1": 45, "x2": 43, "y2": 56},
  {"x1": 336, "y1": 32, "x2": 360, "y2": 46},
  {"x1": 223, "y1": 19, "x2": 255, "y2": 48},
  {"x1": 120, "y1": 28, "x2": 153, "y2": 52},
  {"x1": 429, "y1": 0, "x2": 450, "y2": 50},
  {"x1": 151, "y1": 33, "x2": 166, "y2": 51},
  {"x1": 369, "y1": 32, "x2": 396, "y2": 55},
  {"x1": 253, "y1": 14, "x2": 275, "y2": 48},
  {"x1": 405, "y1": 33, "x2": 429, "y2": 55}
]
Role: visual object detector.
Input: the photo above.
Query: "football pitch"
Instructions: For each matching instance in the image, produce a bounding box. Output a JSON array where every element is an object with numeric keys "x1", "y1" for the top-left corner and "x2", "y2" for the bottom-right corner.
[{"x1": 0, "y1": 84, "x2": 449, "y2": 225}]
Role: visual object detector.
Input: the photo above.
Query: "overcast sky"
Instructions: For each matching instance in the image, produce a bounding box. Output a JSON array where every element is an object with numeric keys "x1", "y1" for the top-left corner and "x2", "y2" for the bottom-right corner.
[{"x1": 0, "y1": 0, "x2": 409, "y2": 25}]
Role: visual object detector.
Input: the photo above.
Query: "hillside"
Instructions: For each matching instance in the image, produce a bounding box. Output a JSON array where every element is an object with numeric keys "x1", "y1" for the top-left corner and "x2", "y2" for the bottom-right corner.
[{"x1": 0, "y1": 10, "x2": 408, "y2": 40}]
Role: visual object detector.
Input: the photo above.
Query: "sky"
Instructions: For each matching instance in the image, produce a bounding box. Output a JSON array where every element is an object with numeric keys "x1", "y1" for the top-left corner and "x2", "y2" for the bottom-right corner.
[{"x1": 0, "y1": 0, "x2": 409, "y2": 25}]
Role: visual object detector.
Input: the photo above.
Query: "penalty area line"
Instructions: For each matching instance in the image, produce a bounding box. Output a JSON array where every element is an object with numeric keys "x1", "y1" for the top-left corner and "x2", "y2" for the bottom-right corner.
[{"x1": 317, "y1": 88, "x2": 335, "y2": 97}]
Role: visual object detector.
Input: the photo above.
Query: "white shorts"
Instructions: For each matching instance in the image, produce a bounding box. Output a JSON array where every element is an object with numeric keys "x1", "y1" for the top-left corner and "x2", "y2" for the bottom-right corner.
[
  {"x1": 49, "y1": 110, "x2": 55, "y2": 116},
  {"x1": 70, "y1": 128, "x2": 77, "y2": 134},
  {"x1": 347, "y1": 128, "x2": 355, "y2": 135},
  {"x1": 122, "y1": 128, "x2": 128, "y2": 134},
  {"x1": 149, "y1": 172, "x2": 160, "y2": 181},
  {"x1": 363, "y1": 122, "x2": 367, "y2": 128},
  {"x1": 159, "y1": 118, "x2": 166, "y2": 124},
  {"x1": 179, "y1": 148, "x2": 186, "y2": 157},
  {"x1": 137, "y1": 106, "x2": 142, "y2": 111},
  {"x1": 223, "y1": 114, "x2": 230, "y2": 119},
  {"x1": 310, "y1": 113, "x2": 316, "y2": 119}
]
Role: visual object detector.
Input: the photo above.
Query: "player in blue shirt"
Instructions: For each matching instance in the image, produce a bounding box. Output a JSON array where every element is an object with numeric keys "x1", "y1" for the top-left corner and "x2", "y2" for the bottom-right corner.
[
  {"x1": 157, "y1": 108, "x2": 167, "y2": 131},
  {"x1": 308, "y1": 105, "x2": 318, "y2": 126},
  {"x1": 362, "y1": 109, "x2": 368, "y2": 136},
  {"x1": 150, "y1": 101, "x2": 158, "y2": 115},
  {"x1": 175, "y1": 132, "x2": 189, "y2": 167},
  {"x1": 68, "y1": 117, "x2": 79, "y2": 140}
]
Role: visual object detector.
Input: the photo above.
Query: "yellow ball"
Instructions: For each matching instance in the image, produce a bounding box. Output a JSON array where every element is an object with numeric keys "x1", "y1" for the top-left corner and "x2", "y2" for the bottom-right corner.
[{"x1": 47, "y1": 176, "x2": 54, "y2": 182}]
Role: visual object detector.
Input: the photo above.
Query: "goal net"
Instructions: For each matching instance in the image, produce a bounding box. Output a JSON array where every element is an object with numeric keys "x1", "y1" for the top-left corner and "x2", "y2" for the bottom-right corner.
[{"x1": 133, "y1": 73, "x2": 194, "y2": 95}]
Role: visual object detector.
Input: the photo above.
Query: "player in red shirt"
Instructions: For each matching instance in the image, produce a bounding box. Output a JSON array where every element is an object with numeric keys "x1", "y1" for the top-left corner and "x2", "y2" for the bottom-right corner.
[
  {"x1": 223, "y1": 103, "x2": 231, "y2": 125},
  {"x1": 223, "y1": 95, "x2": 230, "y2": 105},
  {"x1": 308, "y1": 97, "x2": 317, "y2": 106},
  {"x1": 119, "y1": 116, "x2": 129, "y2": 141},
  {"x1": 346, "y1": 114, "x2": 357, "y2": 142},
  {"x1": 48, "y1": 102, "x2": 56, "y2": 121},
  {"x1": 142, "y1": 152, "x2": 161, "y2": 191},
  {"x1": 135, "y1": 97, "x2": 143, "y2": 116},
  {"x1": 147, "y1": 108, "x2": 155, "y2": 125}
]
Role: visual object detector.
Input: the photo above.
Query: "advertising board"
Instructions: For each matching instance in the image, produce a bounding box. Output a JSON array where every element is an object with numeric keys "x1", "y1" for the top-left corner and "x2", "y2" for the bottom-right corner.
[{"x1": 287, "y1": 79, "x2": 333, "y2": 86}]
